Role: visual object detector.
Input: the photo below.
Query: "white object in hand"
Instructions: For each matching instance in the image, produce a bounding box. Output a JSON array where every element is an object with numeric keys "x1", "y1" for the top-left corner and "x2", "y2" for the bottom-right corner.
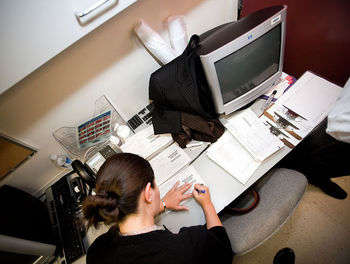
[{"x1": 134, "y1": 19, "x2": 177, "y2": 65}]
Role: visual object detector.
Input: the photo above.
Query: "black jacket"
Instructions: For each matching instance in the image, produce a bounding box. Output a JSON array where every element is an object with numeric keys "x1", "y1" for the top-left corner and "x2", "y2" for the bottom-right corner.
[{"x1": 149, "y1": 35, "x2": 219, "y2": 135}]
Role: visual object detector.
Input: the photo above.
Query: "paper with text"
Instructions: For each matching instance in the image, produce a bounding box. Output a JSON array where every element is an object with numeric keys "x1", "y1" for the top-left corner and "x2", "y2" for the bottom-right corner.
[
  {"x1": 149, "y1": 143, "x2": 191, "y2": 186},
  {"x1": 207, "y1": 131, "x2": 260, "y2": 184},
  {"x1": 225, "y1": 109, "x2": 284, "y2": 162},
  {"x1": 283, "y1": 71, "x2": 342, "y2": 120},
  {"x1": 120, "y1": 126, "x2": 173, "y2": 159},
  {"x1": 159, "y1": 165, "x2": 205, "y2": 199}
]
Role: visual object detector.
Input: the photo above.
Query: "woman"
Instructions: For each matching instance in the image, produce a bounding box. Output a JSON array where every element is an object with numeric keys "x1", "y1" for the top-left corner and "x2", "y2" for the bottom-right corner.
[{"x1": 83, "y1": 153, "x2": 233, "y2": 264}]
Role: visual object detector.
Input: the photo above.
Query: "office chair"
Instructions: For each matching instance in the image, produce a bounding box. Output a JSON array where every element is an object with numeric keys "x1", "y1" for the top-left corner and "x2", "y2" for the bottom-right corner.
[{"x1": 220, "y1": 168, "x2": 307, "y2": 255}]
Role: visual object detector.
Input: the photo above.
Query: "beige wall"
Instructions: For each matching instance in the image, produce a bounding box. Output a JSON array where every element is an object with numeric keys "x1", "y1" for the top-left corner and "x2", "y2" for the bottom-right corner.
[{"x1": 0, "y1": 0, "x2": 237, "y2": 196}]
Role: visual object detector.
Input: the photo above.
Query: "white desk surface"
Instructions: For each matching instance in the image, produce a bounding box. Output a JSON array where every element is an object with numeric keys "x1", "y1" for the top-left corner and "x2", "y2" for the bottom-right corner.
[{"x1": 157, "y1": 117, "x2": 293, "y2": 232}]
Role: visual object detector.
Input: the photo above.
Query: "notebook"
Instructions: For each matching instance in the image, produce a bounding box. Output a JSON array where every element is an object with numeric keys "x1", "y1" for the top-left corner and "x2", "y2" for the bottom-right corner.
[
  {"x1": 207, "y1": 131, "x2": 261, "y2": 184},
  {"x1": 225, "y1": 109, "x2": 284, "y2": 162}
]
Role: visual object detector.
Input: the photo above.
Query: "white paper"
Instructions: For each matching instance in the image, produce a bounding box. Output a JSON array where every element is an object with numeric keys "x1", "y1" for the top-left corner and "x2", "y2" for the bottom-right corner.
[
  {"x1": 283, "y1": 71, "x2": 342, "y2": 120},
  {"x1": 225, "y1": 109, "x2": 284, "y2": 161},
  {"x1": 149, "y1": 143, "x2": 191, "y2": 186},
  {"x1": 134, "y1": 19, "x2": 177, "y2": 65},
  {"x1": 120, "y1": 126, "x2": 173, "y2": 159},
  {"x1": 207, "y1": 131, "x2": 260, "y2": 184},
  {"x1": 159, "y1": 165, "x2": 205, "y2": 198},
  {"x1": 267, "y1": 72, "x2": 343, "y2": 138}
]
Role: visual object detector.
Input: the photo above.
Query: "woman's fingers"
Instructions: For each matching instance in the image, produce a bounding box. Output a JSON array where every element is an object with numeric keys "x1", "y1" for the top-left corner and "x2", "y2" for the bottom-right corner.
[
  {"x1": 171, "y1": 181, "x2": 180, "y2": 191},
  {"x1": 194, "y1": 183, "x2": 206, "y2": 191},
  {"x1": 176, "y1": 205, "x2": 189, "y2": 211},
  {"x1": 182, "y1": 193, "x2": 193, "y2": 200},
  {"x1": 179, "y1": 182, "x2": 192, "y2": 193}
]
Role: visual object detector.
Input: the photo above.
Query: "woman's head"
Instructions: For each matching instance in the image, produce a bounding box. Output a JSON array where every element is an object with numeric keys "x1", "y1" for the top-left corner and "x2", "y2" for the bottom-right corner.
[{"x1": 83, "y1": 153, "x2": 160, "y2": 228}]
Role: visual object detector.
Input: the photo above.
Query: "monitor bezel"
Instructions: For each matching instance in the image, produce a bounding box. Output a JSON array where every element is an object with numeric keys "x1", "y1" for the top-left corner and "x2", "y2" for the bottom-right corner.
[{"x1": 200, "y1": 7, "x2": 287, "y2": 115}]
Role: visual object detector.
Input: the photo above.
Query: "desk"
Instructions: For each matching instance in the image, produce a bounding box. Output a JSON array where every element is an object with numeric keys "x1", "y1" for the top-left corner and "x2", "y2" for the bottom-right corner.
[
  {"x1": 158, "y1": 71, "x2": 341, "y2": 232},
  {"x1": 158, "y1": 115, "x2": 294, "y2": 232}
]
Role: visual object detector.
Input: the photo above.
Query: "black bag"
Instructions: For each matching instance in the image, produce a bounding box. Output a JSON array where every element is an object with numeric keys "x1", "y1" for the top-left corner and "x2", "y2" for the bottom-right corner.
[{"x1": 149, "y1": 35, "x2": 219, "y2": 135}]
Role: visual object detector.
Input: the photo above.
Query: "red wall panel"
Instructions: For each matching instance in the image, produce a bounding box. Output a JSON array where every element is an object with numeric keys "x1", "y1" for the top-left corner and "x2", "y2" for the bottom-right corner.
[{"x1": 242, "y1": 0, "x2": 350, "y2": 86}]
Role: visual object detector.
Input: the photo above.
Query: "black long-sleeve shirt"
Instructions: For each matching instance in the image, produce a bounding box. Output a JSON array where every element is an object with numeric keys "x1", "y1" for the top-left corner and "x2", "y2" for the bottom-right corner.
[{"x1": 86, "y1": 225, "x2": 233, "y2": 264}]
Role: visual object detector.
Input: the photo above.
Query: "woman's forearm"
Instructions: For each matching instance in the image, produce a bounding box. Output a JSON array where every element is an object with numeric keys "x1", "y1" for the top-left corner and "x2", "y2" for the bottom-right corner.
[{"x1": 202, "y1": 202, "x2": 223, "y2": 229}]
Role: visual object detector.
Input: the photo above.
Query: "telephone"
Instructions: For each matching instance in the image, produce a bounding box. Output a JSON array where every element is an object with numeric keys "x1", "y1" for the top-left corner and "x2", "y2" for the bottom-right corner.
[
  {"x1": 71, "y1": 160, "x2": 96, "y2": 190},
  {"x1": 71, "y1": 145, "x2": 118, "y2": 190}
]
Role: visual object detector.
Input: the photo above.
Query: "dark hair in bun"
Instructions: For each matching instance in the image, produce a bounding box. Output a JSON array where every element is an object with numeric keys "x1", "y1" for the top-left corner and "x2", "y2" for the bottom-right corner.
[{"x1": 83, "y1": 153, "x2": 155, "y2": 228}]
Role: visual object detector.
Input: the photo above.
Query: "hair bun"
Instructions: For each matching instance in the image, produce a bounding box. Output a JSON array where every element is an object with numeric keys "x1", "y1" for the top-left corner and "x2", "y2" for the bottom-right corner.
[{"x1": 83, "y1": 193, "x2": 119, "y2": 228}]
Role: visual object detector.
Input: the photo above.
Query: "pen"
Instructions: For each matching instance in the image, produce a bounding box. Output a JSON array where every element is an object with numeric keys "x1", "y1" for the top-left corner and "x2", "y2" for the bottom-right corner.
[
  {"x1": 262, "y1": 90, "x2": 277, "y2": 113},
  {"x1": 195, "y1": 188, "x2": 206, "y2": 194}
]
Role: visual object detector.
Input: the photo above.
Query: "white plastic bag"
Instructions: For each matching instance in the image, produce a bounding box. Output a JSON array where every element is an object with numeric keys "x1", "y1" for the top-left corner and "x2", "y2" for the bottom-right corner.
[
  {"x1": 326, "y1": 77, "x2": 350, "y2": 143},
  {"x1": 167, "y1": 15, "x2": 188, "y2": 56},
  {"x1": 134, "y1": 19, "x2": 176, "y2": 65}
]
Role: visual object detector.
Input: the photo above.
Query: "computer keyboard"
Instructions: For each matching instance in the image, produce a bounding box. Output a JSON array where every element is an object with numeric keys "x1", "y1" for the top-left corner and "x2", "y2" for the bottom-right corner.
[{"x1": 127, "y1": 103, "x2": 154, "y2": 132}]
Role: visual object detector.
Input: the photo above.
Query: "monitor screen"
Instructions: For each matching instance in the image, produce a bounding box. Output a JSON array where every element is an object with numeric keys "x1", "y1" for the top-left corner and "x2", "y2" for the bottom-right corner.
[{"x1": 214, "y1": 24, "x2": 281, "y2": 104}]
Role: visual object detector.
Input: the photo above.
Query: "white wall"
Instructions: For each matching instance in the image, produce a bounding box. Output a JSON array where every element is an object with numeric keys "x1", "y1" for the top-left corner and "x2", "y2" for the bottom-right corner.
[{"x1": 0, "y1": 0, "x2": 237, "y2": 196}]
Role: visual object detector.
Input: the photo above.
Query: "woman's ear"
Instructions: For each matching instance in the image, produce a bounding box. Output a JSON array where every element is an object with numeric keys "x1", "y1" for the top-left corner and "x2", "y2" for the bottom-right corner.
[{"x1": 144, "y1": 182, "x2": 153, "y2": 203}]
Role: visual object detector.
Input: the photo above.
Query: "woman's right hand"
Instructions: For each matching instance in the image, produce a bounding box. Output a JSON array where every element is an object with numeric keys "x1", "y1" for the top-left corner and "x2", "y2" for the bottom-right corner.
[
  {"x1": 192, "y1": 184, "x2": 213, "y2": 208},
  {"x1": 193, "y1": 184, "x2": 223, "y2": 228}
]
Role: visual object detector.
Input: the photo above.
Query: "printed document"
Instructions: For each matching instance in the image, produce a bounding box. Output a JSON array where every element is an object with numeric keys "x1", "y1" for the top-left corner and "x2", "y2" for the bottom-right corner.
[
  {"x1": 225, "y1": 109, "x2": 284, "y2": 162},
  {"x1": 207, "y1": 131, "x2": 260, "y2": 184},
  {"x1": 159, "y1": 165, "x2": 206, "y2": 198},
  {"x1": 120, "y1": 126, "x2": 173, "y2": 159},
  {"x1": 282, "y1": 71, "x2": 342, "y2": 121},
  {"x1": 149, "y1": 143, "x2": 191, "y2": 186}
]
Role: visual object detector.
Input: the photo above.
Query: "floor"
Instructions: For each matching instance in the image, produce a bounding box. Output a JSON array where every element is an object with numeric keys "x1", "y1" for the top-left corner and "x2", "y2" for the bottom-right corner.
[{"x1": 233, "y1": 176, "x2": 350, "y2": 264}]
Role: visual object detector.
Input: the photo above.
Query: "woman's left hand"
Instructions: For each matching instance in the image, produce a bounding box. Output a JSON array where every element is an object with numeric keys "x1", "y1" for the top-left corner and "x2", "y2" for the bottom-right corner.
[{"x1": 161, "y1": 181, "x2": 193, "y2": 212}]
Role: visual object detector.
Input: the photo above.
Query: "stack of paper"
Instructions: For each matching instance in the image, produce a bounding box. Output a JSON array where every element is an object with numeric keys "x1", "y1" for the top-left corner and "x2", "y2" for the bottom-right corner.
[
  {"x1": 207, "y1": 131, "x2": 261, "y2": 184},
  {"x1": 282, "y1": 71, "x2": 342, "y2": 121},
  {"x1": 120, "y1": 126, "x2": 173, "y2": 159},
  {"x1": 149, "y1": 143, "x2": 191, "y2": 186},
  {"x1": 225, "y1": 109, "x2": 284, "y2": 162},
  {"x1": 266, "y1": 71, "x2": 343, "y2": 139}
]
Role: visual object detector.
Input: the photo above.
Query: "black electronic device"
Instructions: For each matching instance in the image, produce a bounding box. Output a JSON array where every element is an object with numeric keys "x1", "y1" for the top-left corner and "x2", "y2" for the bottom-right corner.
[
  {"x1": 127, "y1": 103, "x2": 154, "y2": 132},
  {"x1": 46, "y1": 173, "x2": 88, "y2": 264},
  {"x1": 72, "y1": 159, "x2": 96, "y2": 189}
]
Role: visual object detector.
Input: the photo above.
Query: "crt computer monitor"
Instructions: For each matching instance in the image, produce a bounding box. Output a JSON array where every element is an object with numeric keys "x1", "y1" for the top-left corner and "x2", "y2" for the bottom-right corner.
[{"x1": 198, "y1": 5, "x2": 287, "y2": 115}]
